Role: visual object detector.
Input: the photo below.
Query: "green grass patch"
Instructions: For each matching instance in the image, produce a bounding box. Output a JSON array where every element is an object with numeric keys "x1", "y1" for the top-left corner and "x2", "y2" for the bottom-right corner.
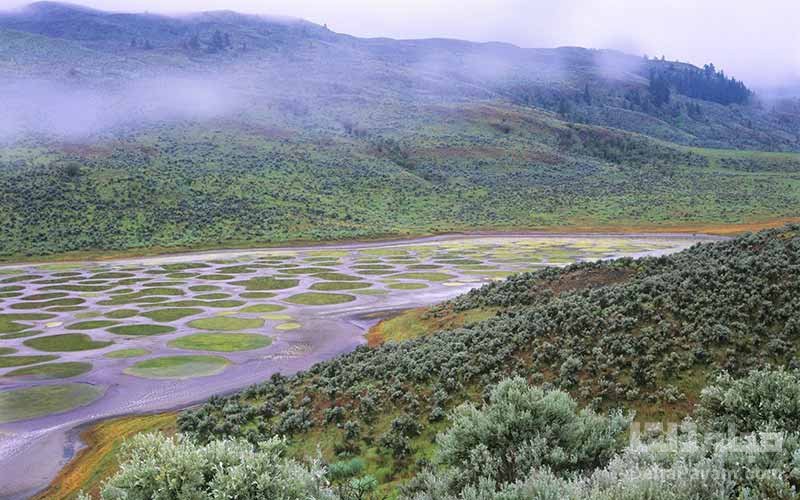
[
  {"x1": 311, "y1": 272, "x2": 363, "y2": 281},
  {"x1": 24, "y1": 333, "x2": 113, "y2": 352},
  {"x1": 434, "y1": 258, "x2": 483, "y2": 265},
  {"x1": 189, "y1": 285, "x2": 220, "y2": 292},
  {"x1": 67, "y1": 320, "x2": 119, "y2": 330},
  {"x1": 125, "y1": 355, "x2": 229, "y2": 379},
  {"x1": 239, "y1": 291, "x2": 277, "y2": 299},
  {"x1": 141, "y1": 281, "x2": 185, "y2": 288},
  {"x1": 105, "y1": 309, "x2": 139, "y2": 319},
  {"x1": 261, "y1": 313, "x2": 293, "y2": 320},
  {"x1": 161, "y1": 262, "x2": 210, "y2": 271},
  {"x1": 279, "y1": 267, "x2": 335, "y2": 275},
  {"x1": 169, "y1": 333, "x2": 272, "y2": 352},
  {"x1": 162, "y1": 299, "x2": 245, "y2": 308},
  {"x1": 0, "y1": 313, "x2": 55, "y2": 333},
  {"x1": 275, "y1": 322, "x2": 301, "y2": 331},
  {"x1": 239, "y1": 304, "x2": 286, "y2": 313},
  {"x1": 284, "y1": 292, "x2": 356, "y2": 305},
  {"x1": 165, "y1": 272, "x2": 199, "y2": 279},
  {"x1": 41, "y1": 284, "x2": 116, "y2": 292},
  {"x1": 107, "y1": 324, "x2": 177, "y2": 336},
  {"x1": 141, "y1": 308, "x2": 204, "y2": 322},
  {"x1": 0, "y1": 347, "x2": 17, "y2": 355},
  {"x1": 20, "y1": 292, "x2": 70, "y2": 301},
  {"x1": 230, "y1": 277, "x2": 299, "y2": 290},
  {"x1": 216, "y1": 265, "x2": 257, "y2": 274},
  {"x1": 368, "y1": 306, "x2": 498, "y2": 345},
  {"x1": 361, "y1": 248, "x2": 408, "y2": 256},
  {"x1": 0, "y1": 330, "x2": 43, "y2": 340},
  {"x1": 187, "y1": 317, "x2": 264, "y2": 331},
  {"x1": 90, "y1": 272, "x2": 135, "y2": 280},
  {"x1": 193, "y1": 293, "x2": 231, "y2": 300},
  {"x1": 104, "y1": 348, "x2": 150, "y2": 359},
  {"x1": 98, "y1": 288, "x2": 185, "y2": 305},
  {"x1": 10, "y1": 297, "x2": 85, "y2": 309},
  {"x1": 198, "y1": 274, "x2": 235, "y2": 281},
  {"x1": 115, "y1": 278, "x2": 152, "y2": 286},
  {"x1": 0, "y1": 354, "x2": 59, "y2": 368},
  {"x1": 75, "y1": 311, "x2": 103, "y2": 319},
  {"x1": 4, "y1": 361, "x2": 92, "y2": 379},
  {"x1": 0, "y1": 383, "x2": 105, "y2": 423},
  {"x1": 1, "y1": 274, "x2": 42, "y2": 283},
  {"x1": 310, "y1": 281, "x2": 372, "y2": 291},
  {"x1": 47, "y1": 305, "x2": 88, "y2": 313}
]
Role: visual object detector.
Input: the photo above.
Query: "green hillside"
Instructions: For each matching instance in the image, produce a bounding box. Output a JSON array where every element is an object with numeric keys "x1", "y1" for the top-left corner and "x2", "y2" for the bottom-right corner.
[
  {"x1": 2, "y1": 110, "x2": 800, "y2": 259},
  {"x1": 0, "y1": 2, "x2": 799, "y2": 260},
  {"x1": 175, "y1": 225, "x2": 800, "y2": 494}
]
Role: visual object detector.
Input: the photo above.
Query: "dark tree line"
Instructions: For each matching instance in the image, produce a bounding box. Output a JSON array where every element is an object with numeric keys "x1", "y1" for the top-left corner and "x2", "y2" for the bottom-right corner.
[
  {"x1": 183, "y1": 30, "x2": 233, "y2": 53},
  {"x1": 649, "y1": 63, "x2": 751, "y2": 106}
]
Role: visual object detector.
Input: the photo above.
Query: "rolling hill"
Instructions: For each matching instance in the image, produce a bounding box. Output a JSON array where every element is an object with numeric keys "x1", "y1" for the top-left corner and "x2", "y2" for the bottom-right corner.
[{"x1": 0, "y1": 2, "x2": 799, "y2": 260}]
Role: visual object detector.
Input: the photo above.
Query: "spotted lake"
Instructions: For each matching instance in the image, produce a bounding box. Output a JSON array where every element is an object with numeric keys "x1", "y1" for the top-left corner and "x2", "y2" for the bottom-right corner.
[{"x1": 0, "y1": 233, "x2": 717, "y2": 498}]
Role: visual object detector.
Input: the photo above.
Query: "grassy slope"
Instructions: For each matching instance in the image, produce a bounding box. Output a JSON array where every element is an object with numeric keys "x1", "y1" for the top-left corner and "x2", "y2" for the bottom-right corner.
[
  {"x1": 365, "y1": 306, "x2": 499, "y2": 347},
  {"x1": 0, "y1": 4, "x2": 799, "y2": 260},
  {"x1": 2, "y1": 107, "x2": 800, "y2": 260}
]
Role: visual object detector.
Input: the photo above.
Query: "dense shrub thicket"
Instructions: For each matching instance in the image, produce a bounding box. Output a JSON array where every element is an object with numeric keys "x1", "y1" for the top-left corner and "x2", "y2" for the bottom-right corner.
[
  {"x1": 102, "y1": 370, "x2": 800, "y2": 499},
  {"x1": 427, "y1": 377, "x2": 631, "y2": 492},
  {"x1": 406, "y1": 370, "x2": 800, "y2": 499},
  {"x1": 179, "y1": 227, "x2": 800, "y2": 472},
  {"x1": 83, "y1": 435, "x2": 336, "y2": 500}
]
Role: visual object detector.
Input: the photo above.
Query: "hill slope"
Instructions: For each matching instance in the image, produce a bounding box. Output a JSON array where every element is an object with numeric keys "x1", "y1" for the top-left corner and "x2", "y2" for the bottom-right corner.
[
  {"x1": 0, "y1": 3, "x2": 799, "y2": 259},
  {"x1": 177, "y1": 225, "x2": 800, "y2": 491}
]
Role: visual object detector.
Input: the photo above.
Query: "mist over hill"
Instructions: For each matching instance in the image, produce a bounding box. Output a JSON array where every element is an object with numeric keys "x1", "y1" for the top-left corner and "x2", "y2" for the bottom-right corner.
[
  {"x1": 1, "y1": 1, "x2": 798, "y2": 149},
  {"x1": 0, "y1": 2, "x2": 799, "y2": 258}
]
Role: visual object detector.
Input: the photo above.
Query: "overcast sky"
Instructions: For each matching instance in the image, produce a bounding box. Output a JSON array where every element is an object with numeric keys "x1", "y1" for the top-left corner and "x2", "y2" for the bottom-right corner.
[{"x1": 1, "y1": 0, "x2": 798, "y2": 88}]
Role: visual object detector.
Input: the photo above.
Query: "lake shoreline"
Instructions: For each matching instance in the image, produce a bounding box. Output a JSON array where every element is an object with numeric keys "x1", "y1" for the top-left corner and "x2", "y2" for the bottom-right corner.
[
  {"x1": 0, "y1": 229, "x2": 730, "y2": 268},
  {"x1": 0, "y1": 233, "x2": 714, "y2": 498}
]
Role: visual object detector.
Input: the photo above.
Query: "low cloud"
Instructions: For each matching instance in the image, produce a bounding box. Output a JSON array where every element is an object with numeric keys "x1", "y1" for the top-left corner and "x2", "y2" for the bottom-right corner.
[
  {"x1": 0, "y1": 76, "x2": 244, "y2": 140},
  {"x1": 0, "y1": 0, "x2": 793, "y2": 88}
]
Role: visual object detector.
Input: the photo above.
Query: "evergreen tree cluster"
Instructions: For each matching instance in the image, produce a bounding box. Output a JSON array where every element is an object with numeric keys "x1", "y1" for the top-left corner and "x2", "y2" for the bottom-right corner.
[
  {"x1": 649, "y1": 62, "x2": 751, "y2": 106},
  {"x1": 182, "y1": 30, "x2": 233, "y2": 53}
]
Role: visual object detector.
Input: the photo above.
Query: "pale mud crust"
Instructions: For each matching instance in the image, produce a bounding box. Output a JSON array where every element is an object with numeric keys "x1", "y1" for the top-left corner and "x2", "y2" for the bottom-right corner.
[{"x1": 0, "y1": 233, "x2": 715, "y2": 499}]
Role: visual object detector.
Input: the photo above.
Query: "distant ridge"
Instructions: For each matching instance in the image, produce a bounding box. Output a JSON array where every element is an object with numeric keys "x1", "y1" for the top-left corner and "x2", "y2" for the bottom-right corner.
[{"x1": 0, "y1": 2, "x2": 798, "y2": 258}]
